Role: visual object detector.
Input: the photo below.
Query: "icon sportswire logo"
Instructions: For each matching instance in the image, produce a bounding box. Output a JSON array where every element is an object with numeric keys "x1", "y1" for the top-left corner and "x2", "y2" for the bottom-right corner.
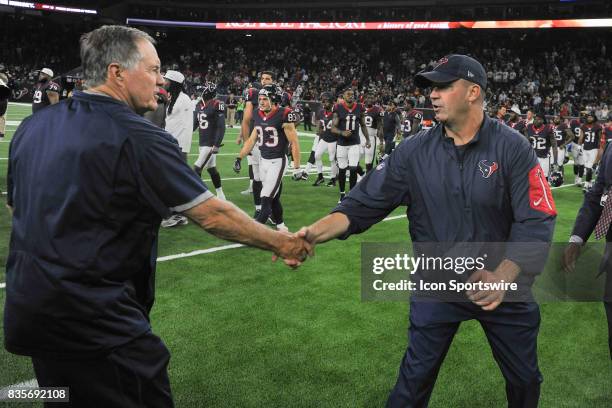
[{"x1": 478, "y1": 160, "x2": 499, "y2": 178}]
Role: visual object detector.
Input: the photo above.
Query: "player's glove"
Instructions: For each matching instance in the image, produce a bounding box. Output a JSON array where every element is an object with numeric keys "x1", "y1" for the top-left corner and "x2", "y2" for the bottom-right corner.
[
  {"x1": 233, "y1": 157, "x2": 242, "y2": 173},
  {"x1": 292, "y1": 169, "x2": 304, "y2": 181}
]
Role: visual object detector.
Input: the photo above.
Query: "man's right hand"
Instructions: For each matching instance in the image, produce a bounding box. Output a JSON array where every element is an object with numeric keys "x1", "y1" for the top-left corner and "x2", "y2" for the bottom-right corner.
[
  {"x1": 272, "y1": 232, "x2": 313, "y2": 268},
  {"x1": 236, "y1": 136, "x2": 243, "y2": 145},
  {"x1": 343, "y1": 130, "x2": 352, "y2": 138},
  {"x1": 562, "y1": 243, "x2": 582, "y2": 273}
]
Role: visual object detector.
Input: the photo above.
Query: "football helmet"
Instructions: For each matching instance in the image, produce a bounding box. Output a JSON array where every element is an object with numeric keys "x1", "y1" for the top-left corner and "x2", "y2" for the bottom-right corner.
[
  {"x1": 259, "y1": 85, "x2": 282, "y2": 104},
  {"x1": 549, "y1": 170, "x2": 564, "y2": 187},
  {"x1": 201, "y1": 81, "x2": 217, "y2": 99}
]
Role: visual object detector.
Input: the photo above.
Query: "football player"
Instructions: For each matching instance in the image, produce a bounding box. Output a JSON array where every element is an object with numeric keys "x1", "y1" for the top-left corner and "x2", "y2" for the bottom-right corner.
[
  {"x1": 526, "y1": 112, "x2": 557, "y2": 178},
  {"x1": 234, "y1": 85, "x2": 301, "y2": 231},
  {"x1": 604, "y1": 115, "x2": 612, "y2": 146},
  {"x1": 382, "y1": 101, "x2": 402, "y2": 157},
  {"x1": 401, "y1": 99, "x2": 423, "y2": 139},
  {"x1": 569, "y1": 113, "x2": 585, "y2": 185},
  {"x1": 32, "y1": 68, "x2": 60, "y2": 114},
  {"x1": 239, "y1": 71, "x2": 275, "y2": 216},
  {"x1": 505, "y1": 107, "x2": 526, "y2": 133},
  {"x1": 551, "y1": 115, "x2": 573, "y2": 177},
  {"x1": 360, "y1": 92, "x2": 384, "y2": 172},
  {"x1": 312, "y1": 92, "x2": 338, "y2": 186},
  {"x1": 193, "y1": 81, "x2": 226, "y2": 200},
  {"x1": 332, "y1": 87, "x2": 369, "y2": 202},
  {"x1": 578, "y1": 112, "x2": 604, "y2": 191}
]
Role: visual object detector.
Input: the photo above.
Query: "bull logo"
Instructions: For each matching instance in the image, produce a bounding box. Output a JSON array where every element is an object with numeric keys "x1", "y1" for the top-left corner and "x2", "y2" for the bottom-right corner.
[
  {"x1": 433, "y1": 57, "x2": 449, "y2": 69},
  {"x1": 478, "y1": 160, "x2": 499, "y2": 178}
]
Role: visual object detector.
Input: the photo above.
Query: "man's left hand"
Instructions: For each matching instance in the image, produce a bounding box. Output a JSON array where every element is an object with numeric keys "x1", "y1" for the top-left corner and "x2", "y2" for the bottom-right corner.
[
  {"x1": 466, "y1": 269, "x2": 508, "y2": 311},
  {"x1": 365, "y1": 140, "x2": 371, "y2": 149}
]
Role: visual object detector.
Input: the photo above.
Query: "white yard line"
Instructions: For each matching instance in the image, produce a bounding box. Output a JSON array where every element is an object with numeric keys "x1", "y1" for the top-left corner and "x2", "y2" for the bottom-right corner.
[
  {"x1": 157, "y1": 243, "x2": 245, "y2": 262},
  {"x1": 0, "y1": 282, "x2": 5, "y2": 289}
]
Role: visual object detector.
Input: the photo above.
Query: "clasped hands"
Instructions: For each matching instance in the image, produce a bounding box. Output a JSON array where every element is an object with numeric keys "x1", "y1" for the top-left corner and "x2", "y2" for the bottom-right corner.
[{"x1": 272, "y1": 227, "x2": 317, "y2": 269}]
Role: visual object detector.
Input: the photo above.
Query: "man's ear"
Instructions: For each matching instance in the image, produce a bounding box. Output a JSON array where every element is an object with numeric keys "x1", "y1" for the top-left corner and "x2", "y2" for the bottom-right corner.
[
  {"x1": 467, "y1": 83, "x2": 482, "y2": 104},
  {"x1": 107, "y1": 63, "x2": 123, "y2": 85}
]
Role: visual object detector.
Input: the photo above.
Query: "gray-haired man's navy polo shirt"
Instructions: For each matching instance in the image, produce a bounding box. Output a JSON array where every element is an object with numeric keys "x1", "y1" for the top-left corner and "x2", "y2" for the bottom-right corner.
[{"x1": 5, "y1": 91, "x2": 212, "y2": 358}]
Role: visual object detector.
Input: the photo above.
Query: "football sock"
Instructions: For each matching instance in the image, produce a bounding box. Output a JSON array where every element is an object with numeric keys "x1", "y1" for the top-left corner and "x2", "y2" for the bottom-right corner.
[
  {"x1": 338, "y1": 168, "x2": 347, "y2": 193},
  {"x1": 253, "y1": 180, "x2": 262, "y2": 206}
]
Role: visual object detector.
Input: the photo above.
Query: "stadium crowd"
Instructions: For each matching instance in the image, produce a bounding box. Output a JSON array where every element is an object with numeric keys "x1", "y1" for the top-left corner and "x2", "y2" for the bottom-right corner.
[{"x1": 1, "y1": 14, "x2": 610, "y2": 118}]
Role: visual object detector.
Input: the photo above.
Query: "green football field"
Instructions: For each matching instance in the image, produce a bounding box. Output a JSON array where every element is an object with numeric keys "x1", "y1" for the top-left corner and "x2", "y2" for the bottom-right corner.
[{"x1": 0, "y1": 102, "x2": 610, "y2": 407}]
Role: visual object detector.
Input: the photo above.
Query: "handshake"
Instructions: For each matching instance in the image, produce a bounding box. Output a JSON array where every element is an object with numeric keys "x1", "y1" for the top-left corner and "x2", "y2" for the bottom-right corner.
[{"x1": 272, "y1": 226, "x2": 317, "y2": 268}]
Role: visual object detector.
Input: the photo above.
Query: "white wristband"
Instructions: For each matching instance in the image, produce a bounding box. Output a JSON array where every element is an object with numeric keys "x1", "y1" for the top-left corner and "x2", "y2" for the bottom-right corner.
[{"x1": 569, "y1": 235, "x2": 584, "y2": 244}]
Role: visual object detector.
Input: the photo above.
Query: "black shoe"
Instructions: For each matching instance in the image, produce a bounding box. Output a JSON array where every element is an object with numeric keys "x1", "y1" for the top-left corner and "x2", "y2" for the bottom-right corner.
[
  {"x1": 337, "y1": 193, "x2": 346, "y2": 204},
  {"x1": 253, "y1": 209, "x2": 261, "y2": 219},
  {"x1": 312, "y1": 177, "x2": 325, "y2": 187},
  {"x1": 326, "y1": 178, "x2": 336, "y2": 187}
]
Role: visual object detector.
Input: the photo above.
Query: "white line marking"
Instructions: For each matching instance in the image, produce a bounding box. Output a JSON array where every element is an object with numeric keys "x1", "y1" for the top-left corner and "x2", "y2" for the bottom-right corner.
[
  {"x1": 157, "y1": 243, "x2": 244, "y2": 262},
  {"x1": 0, "y1": 282, "x2": 5, "y2": 289},
  {"x1": 7, "y1": 102, "x2": 32, "y2": 107},
  {"x1": 383, "y1": 214, "x2": 405, "y2": 222}
]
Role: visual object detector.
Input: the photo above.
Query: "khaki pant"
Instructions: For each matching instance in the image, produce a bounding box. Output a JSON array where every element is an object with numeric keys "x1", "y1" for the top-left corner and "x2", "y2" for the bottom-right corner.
[
  {"x1": 0, "y1": 114, "x2": 5, "y2": 136},
  {"x1": 227, "y1": 108, "x2": 236, "y2": 126}
]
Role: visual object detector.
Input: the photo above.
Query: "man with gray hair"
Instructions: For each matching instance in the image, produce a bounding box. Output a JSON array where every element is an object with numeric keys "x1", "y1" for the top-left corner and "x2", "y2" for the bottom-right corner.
[{"x1": 4, "y1": 25, "x2": 311, "y2": 407}]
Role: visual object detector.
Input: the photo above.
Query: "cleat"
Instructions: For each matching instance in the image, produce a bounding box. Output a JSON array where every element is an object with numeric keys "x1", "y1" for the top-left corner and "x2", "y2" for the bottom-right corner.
[
  {"x1": 253, "y1": 209, "x2": 261, "y2": 219},
  {"x1": 312, "y1": 177, "x2": 325, "y2": 187},
  {"x1": 241, "y1": 188, "x2": 253, "y2": 195},
  {"x1": 326, "y1": 178, "x2": 336, "y2": 187}
]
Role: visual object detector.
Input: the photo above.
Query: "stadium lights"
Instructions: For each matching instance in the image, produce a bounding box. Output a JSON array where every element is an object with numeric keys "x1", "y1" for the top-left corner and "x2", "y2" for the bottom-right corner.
[{"x1": 0, "y1": 1, "x2": 96, "y2": 14}]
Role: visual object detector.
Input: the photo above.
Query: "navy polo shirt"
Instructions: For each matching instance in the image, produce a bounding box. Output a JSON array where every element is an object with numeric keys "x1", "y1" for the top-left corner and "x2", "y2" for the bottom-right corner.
[
  {"x1": 5, "y1": 91, "x2": 212, "y2": 358},
  {"x1": 334, "y1": 115, "x2": 556, "y2": 286}
]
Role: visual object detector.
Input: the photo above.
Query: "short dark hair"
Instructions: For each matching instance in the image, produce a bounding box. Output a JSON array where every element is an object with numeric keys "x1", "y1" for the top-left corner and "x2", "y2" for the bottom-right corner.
[{"x1": 261, "y1": 70, "x2": 275, "y2": 80}]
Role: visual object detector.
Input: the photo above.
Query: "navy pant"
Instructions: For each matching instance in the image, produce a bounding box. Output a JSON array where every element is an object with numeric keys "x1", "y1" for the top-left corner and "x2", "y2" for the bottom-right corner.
[
  {"x1": 387, "y1": 301, "x2": 542, "y2": 408},
  {"x1": 31, "y1": 331, "x2": 173, "y2": 408}
]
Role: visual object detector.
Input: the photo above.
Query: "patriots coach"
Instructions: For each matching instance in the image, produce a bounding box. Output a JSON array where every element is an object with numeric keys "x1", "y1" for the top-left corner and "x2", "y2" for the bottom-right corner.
[
  {"x1": 297, "y1": 55, "x2": 556, "y2": 407},
  {"x1": 4, "y1": 25, "x2": 310, "y2": 407}
]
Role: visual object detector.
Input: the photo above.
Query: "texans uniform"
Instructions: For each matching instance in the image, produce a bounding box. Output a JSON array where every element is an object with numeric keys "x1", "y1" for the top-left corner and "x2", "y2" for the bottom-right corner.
[
  {"x1": 569, "y1": 119, "x2": 584, "y2": 166},
  {"x1": 334, "y1": 101, "x2": 364, "y2": 168},
  {"x1": 604, "y1": 124, "x2": 612, "y2": 146},
  {"x1": 32, "y1": 80, "x2": 60, "y2": 114},
  {"x1": 506, "y1": 119, "x2": 526, "y2": 134},
  {"x1": 581, "y1": 122, "x2": 604, "y2": 170},
  {"x1": 314, "y1": 108, "x2": 338, "y2": 178},
  {"x1": 401, "y1": 109, "x2": 423, "y2": 139},
  {"x1": 194, "y1": 98, "x2": 225, "y2": 170},
  {"x1": 527, "y1": 124, "x2": 555, "y2": 177},
  {"x1": 360, "y1": 105, "x2": 383, "y2": 166},
  {"x1": 253, "y1": 107, "x2": 299, "y2": 198},
  {"x1": 551, "y1": 122, "x2": 569, "y2": 167}
]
